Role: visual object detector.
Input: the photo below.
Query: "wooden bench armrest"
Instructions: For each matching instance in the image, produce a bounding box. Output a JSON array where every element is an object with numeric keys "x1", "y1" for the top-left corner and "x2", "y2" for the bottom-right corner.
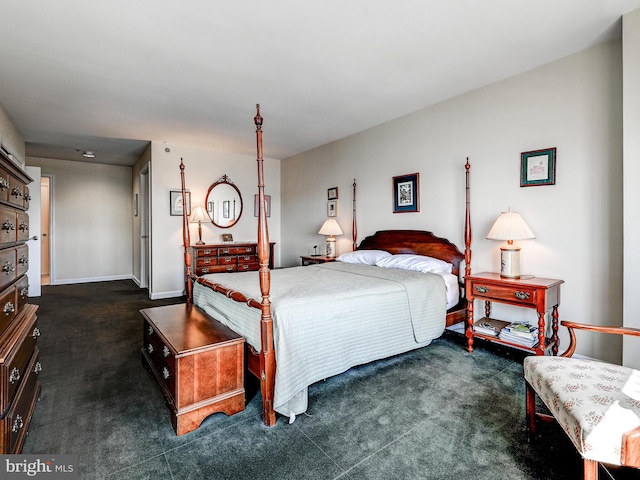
[{"x1": 560, "y1": 320, "x2": 640, "y2": 357}]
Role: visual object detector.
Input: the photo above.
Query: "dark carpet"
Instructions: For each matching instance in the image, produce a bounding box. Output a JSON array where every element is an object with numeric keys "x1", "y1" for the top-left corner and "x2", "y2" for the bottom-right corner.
[{"x1": 21, "y1": 280, "x2": 635, "y2": 479}]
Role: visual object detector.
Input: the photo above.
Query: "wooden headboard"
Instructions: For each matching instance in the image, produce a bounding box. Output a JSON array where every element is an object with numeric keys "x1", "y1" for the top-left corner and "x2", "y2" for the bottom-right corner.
[{"x1": 357, "y1": 230, "x2": 464, "y2": 277}]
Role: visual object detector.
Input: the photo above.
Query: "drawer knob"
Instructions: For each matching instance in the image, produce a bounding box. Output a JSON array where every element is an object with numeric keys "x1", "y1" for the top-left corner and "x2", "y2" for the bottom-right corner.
[
  {"x1": 162, "y1": 367, "x2": 170, "y2": 379},
  {"x1": 3, "y1": 261, "x2": 14, "y2": 274},
  {"x1": 32, "y1": 327, "x2": 40, "y2": 338},
  {"x1": 9, "y1": 367, "x2": 20, "y2": 384},
  {"x1": 12, "y1": 415, "x2": 24, "y2": 433},
  {"x1": 147, "y1": 344, "x2": 154, "y2": 354},
  {"x1": 34, "y1": 362, "x2": 42, "y2": 374},
  {"x1": 3, "y1": 302, "x2": 14, "y2": 314},
  {"x1": 514, "y1": 291, "x2": 531, "y2": 300},
  {"x1": 162, "y1": 346, "x2": 170, "y2": 357},
  {"x1": 147, "y1": 326, "x2": 154, "y2": 335},
  {"x1": 475, "y1": 286, "x2": 489, "y2": 293}
]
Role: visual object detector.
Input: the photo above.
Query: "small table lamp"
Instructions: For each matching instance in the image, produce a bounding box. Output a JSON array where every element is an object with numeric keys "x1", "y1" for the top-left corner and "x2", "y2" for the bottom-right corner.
[
  {"x1": 189, "y1": 206, "x2": 210, "y2": 245},
  {"x1": 486, "y1": 210, "x2": 535, "y2": 278},
  {"x1": 318, "y1": 218, "x2": 343, "y2": 258}
]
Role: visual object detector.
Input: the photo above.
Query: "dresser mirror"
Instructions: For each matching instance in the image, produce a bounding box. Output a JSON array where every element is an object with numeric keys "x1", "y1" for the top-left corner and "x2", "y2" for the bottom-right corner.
[{"x1": 205, "y1": 175, "x2": 243, "y2": 228}]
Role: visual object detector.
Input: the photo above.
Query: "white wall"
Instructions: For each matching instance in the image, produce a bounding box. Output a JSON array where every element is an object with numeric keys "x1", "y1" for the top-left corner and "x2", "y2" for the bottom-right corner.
[
  {"x1": 623, "y1": 9, "x2": 640, "y2": 369},
  {"x1": 148, "y1": 142, "x2": 281, "y2": 299},
  {"x1": 282, "y1": 40, "x2": 623, "y2": 363},
  {"x1": 25, "y1": 157, "x2": 133, "y2": 283},
  {"x1": 0, "y1": 106, "x2": 25, "y2": 166}
]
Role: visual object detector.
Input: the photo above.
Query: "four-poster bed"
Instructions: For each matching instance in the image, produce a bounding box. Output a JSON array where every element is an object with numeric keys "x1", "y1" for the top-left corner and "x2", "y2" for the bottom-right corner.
[{"x1": 179, "y1": 105, "x2": 473, "y2": 427}]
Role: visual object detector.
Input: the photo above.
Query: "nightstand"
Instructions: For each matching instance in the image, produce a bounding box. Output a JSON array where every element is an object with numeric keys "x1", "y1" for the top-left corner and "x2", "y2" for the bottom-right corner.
[
  {"x1": 300, "y1": 255, "x2": 336, "y2": 266},
  {"x1": 465, "y1": 272, "x2": 564, "y2": 356}
]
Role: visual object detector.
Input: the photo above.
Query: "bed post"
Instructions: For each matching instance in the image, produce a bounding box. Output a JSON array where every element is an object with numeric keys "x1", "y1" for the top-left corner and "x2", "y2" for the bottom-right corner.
[
  {"x1": 464, "y1": 158, "x2": 473, "y2": 351},
  {"x1": 180, "y1": 158, "x2": 193, "y2": 303},
  {"x1": 254, "y1": 104, "x2": 277, "y2": 427},
  {"x1": 464, "y1": 158, "x2": 471, "y2": 278},
  {"x1": 352, "y1": 179, "x2": 357, "y2": 251}
]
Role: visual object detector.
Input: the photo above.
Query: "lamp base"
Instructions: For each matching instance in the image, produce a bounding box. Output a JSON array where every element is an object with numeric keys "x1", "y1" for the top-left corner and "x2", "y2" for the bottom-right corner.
[
  {"x1": 326, "y1": 237, "x2": 337, "y2": 258},
  {"x1": 499, "y1": 244, "x2": 521, "y2": 278}
]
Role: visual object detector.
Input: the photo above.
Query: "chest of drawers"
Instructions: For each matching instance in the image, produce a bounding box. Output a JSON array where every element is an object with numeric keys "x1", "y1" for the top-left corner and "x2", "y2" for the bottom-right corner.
[
  {"x1": 141, "y1": 303, "x2": 245, "y2": 436},
  {"x1": 0, "y1": 151, "x2": 38, "y2": 454},
  {"x1": 192, "y1": 242, "x2": 275, "y2": 275}
]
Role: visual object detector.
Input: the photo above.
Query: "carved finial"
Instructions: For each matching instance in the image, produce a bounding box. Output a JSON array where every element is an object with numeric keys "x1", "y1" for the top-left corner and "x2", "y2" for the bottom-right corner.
[
  {"x1": 465, "y1": 157, "x2": 470, "y2": 172},
  {"x1": 254, "y1": 104, "x2": 263, "y2": 130},
  {"x1": 180, "y1": 157, "x2": 184, "y2": 172}
]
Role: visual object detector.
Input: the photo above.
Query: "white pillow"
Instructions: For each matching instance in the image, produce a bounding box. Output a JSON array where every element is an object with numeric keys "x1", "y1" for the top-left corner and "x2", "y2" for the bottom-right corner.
[
  {"x1": 336, "y1": 250, "x2": 391, "y2": 265},
  {"x1": 375, "y1": 254, "x2": 453, "y2": 274}
]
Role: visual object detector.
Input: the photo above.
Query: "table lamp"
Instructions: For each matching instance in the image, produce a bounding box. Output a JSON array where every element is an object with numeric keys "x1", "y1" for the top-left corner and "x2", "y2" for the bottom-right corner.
[
  {"x1": 486, "y1": 210, "x2": 535, "y2": 278},
  {"x1": 318, "y1": 218, "x2": 343, "y2": 258},
  {"x1": 189, "y1": 206, "x2": 210, "y2": 245}
]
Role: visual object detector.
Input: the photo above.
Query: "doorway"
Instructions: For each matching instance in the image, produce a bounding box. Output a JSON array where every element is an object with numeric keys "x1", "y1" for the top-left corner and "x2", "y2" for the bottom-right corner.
[{"x1": 40, "y1": 175, "x2": 52, "y2": 285}]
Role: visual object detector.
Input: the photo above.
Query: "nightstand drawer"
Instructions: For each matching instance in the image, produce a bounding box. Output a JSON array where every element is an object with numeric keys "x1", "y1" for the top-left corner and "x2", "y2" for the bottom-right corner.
[{"x1": 471, "y1": 283, "x2": 537, "y2": 306}]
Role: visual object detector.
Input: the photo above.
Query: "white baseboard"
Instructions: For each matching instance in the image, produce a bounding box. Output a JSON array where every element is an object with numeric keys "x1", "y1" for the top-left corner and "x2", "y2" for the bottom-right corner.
[
  {"x1": 50, "y1": 274, "x2": 133, "y2": 285},
  {"x1": 149, "y1": 290, "x2": 185, "y2": 300}
]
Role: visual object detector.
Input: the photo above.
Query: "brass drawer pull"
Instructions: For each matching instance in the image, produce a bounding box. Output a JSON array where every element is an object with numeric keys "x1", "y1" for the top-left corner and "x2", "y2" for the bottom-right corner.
[
  {"x1": 12, "y1": 415, "x2": 23, "y2": 433},
  {"x1": 0, "y1": 178, "x2": 8, "y2": 191},
  {"x1": 19, "y1": 287, "x2": 28, "y2": 298},
  {"x1": 147, "y1": 326, "x2": 154, "y2": 336},
  {"x1": 34, "y1": 362, "x2": 42, "y2": 374},
  {"x1": 162, "y1": 367, "x2": 170, "y2": 380},
  {"x1": 514, "y1": 291, "x2": 531, "y2": 300},
  {"x1": 19, "y1": 222, "x2": 28, "y2": 232},
  {"x1": 3, "y1": 302, "x2": 14, "y2": 314},
  {"x1": 32, "y1": 327, "x2": 40, "y2": 338},
  {"x1": 226, "y1": 266, "x2": 234, "y2": 271},
  {"x1": 3, "y1": 261, "x2": 15, "y2": 274},
  {"x1": 163, "y1": 346, "x2": 170, "y2": 357},
  {"x1": 2, "y1": 220, "x2": 14, "y2": 232},
  {"x1": 19, "y1": 255, "x2": 28, "y2": 265},
  {"x1": 9, "y1": 367, "x2": 20, "y2": 384},
  {"x1": 147, "y1": 344, "x2": 154, "y2": 354},
  {"x1": 203, "y1": 249, "x2": 212, "y2": 255},
  {"x1": 475, "y1": 286, "x2": 489, "y2": 293},
  {"x1": 11, "y1": 187, "x2": 23, "y2": 198}
]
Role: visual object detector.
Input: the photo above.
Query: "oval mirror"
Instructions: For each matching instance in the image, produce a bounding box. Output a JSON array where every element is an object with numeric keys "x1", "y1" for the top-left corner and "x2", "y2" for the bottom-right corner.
[{"x1": 205, "y1": 175, "x2": 243, "y2": 228}]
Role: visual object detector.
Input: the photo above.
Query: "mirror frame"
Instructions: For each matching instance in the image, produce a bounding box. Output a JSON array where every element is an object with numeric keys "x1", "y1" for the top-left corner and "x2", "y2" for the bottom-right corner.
[{"x1": 205, "y1": 174, "x2": 243, "y2": 229}]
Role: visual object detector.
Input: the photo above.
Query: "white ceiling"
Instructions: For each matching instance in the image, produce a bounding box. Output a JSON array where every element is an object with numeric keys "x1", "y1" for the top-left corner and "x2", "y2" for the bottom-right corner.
[{"x1": 0, "y1": 1, "x2": 639, "y2": 166}]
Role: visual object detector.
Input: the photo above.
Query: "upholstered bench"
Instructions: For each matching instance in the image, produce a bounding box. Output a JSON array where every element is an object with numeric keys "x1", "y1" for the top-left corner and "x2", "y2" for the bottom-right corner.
[{"x1": 524, "y1": 321, "x2": 640, "y2": 480}]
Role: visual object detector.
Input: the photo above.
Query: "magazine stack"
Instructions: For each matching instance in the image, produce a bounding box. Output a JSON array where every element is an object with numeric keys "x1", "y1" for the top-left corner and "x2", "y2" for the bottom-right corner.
[{"x1": 499, "y1": 321, "x2": 539, "y2": 347}]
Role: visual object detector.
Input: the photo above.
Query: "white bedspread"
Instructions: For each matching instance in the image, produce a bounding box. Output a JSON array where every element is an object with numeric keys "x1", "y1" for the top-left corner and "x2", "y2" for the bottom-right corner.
[{"x1": 193, "y1": 262, "x2": 447, "y2": 417}]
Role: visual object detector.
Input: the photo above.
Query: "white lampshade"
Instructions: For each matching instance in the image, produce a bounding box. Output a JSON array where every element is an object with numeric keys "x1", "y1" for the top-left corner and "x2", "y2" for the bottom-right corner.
[
  {"x1": 318, "y1": 218, "x2": 343, "y2": 236},
  {"x1": 318, "y1": 218, "x2": 343, "y2": 258},
  {"x1": 486, "y1": 211, "x2": 535, "y2": 278},
  {"x1": 189, "y1": 206, "x2": 210, "y2": 223}
]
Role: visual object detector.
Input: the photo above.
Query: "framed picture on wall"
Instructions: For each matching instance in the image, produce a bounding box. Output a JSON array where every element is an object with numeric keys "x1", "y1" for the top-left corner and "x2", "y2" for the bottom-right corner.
[
  {"x1": 327, "y1": 200, "x2": 338, "y2": 217},
  {"x1": 521, "y1": 148, "x2": 556, "y2": 187},
  {"x1": 393, "y1": 173, "x2": 419, "y2": 213},
  {"x1": 327, "y1": 187, "x2": 338, "y2": 200},
  {"x1": 170, "y1": 190, "x2": 190, "y2": 216}
]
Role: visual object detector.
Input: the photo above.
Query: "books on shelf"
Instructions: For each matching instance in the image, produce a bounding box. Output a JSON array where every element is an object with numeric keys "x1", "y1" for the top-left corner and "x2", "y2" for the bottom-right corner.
[
  {"x1": 473, "y1": 318, "x2": 510, "y2": 337},
  {"x1": 499, "y1": 321, "x2": 539, "y2": 347}
]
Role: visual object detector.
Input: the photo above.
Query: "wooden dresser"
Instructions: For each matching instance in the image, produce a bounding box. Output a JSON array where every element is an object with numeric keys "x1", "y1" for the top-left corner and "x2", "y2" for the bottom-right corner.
[
  {"x1": 192, "y1": 242, "x2": 275, "y2": 275},
  {"x1": 0, "y1": 150, "x2": 39, "y2": 454}
]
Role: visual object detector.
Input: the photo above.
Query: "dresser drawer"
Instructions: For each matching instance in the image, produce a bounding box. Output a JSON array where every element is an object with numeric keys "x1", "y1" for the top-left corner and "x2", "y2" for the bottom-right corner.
[
  {"x1": 16, "y1": 245, "x2": 28, "y2": 277},
  {"x1": 0, "y1": 313, "x2": 38, "y2": 415},
  {"x1": 16, "y1": 213, "x2": 29, "y2": 243},
  {"x1": 15, "y1": 276, "x2": 28, "y2": 313},
  {"x1": 237, "y1": 254, "x2": 258, "y2": 264},
  {"x1": 199, "y1": 264, "x2": 237, "y2": 274},
  {"x1": 7, "y1": 175, "x2": 26, "y2": 209},
  {"x1": 144, "y1": 320, "x2": 177, "y2": 401},
  {"x1": 0, "y1": 248, "x2": 16, "y2": 292},
  {"x1": 196, "y1": 256, "x2": 218, "y2": 267},
  {"x1": 218, "y1": 256, "x2": 236, "y2": 265},
  {"x1": 471, "y1": 282, "x2": 538, "y2": 306},
  {"x1": 0, "y1": 283, "x2": 17, "y2": 337},
  {"x1": 237, "y1": 263, "x2": 259, "y2": 272},
  {"x1": 195, "y1": 248, "x2": 217, "y2": 257},
  {"x1": 0, "y1": 349, "x2": 40, "y2": 454},
  {"x1": 0, "y1": 207, "x2": 16, "y2": 245}
]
